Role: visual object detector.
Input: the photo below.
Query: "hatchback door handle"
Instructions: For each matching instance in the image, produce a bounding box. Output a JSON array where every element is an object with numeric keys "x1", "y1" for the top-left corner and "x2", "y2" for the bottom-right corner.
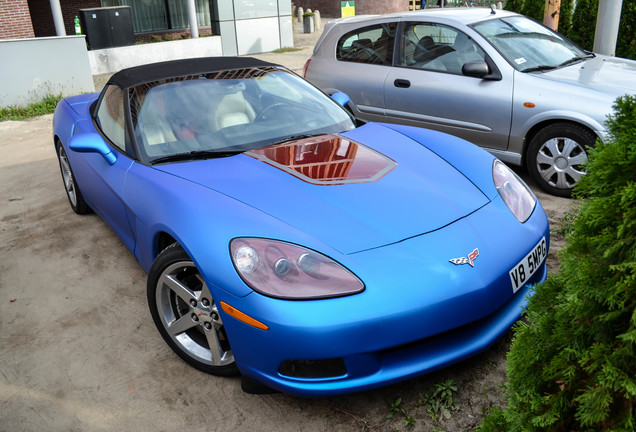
[{"x1": 394, "y1": 79, "x2": 411, "y2": 88}]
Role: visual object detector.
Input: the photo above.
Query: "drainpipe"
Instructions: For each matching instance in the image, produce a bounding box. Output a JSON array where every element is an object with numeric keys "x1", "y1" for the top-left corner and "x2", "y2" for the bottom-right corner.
[
  {"x1": 50, "y1": 0, "x2": 66, "y2": 36},
  {"x1": 187, "y1": 0, "x2": 199, "y2": 38}
]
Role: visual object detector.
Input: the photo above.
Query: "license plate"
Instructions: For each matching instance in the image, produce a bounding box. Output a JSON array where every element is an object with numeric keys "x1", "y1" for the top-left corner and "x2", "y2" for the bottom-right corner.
[{"x1": 510, "y1": 237, "x2": 547, "y2": 293}]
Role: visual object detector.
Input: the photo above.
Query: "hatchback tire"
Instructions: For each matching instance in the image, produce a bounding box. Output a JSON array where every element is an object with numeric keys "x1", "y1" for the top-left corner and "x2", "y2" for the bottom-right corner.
[{"x1": 526, "y1": 123, "x2": 596, "y2": 198}]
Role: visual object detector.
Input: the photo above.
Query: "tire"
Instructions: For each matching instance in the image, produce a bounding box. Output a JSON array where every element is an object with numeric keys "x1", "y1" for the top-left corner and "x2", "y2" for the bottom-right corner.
[
  {"x1": 147, "y1": 243, "x2": 238, "y2": 376},
  {"x1": 56, "y1": 142, "x2": 91, "y2": 214},
  {"x1": 526, "y1": 123, "x2": 596, "y2": 198}
]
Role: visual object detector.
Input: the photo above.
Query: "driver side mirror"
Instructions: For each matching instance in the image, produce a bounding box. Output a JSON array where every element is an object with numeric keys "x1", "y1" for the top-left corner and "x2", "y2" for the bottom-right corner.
[
  {"x1": 331, "y1": 92, "x2": 351, "y2": 107},
  {"x1": 462, "y1": 60, "x2": 502, "y2": 81},
  {"x1": 462, "y1": 60, "x2": 490, "y2": 78},
  {"x1": 69, "y1": 133, "x2": 117, "y2": 165}
]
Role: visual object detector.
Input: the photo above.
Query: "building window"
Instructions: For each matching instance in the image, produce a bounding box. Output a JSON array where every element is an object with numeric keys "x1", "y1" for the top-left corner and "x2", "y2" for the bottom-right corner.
[{"x1": 102, "y1": 0, "x2": 211, "y2": 33}]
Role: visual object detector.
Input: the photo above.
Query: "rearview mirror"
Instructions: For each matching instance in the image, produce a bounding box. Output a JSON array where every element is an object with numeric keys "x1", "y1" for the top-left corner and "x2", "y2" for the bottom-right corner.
[{"x1": 69, "y1": 133, "x2": 117, "y2": 165}]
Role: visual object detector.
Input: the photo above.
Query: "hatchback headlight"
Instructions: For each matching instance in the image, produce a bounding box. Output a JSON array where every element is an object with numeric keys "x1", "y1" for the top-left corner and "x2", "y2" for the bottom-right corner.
[
  {"x1": 230, "y1": 238, "x2": 364, "y2": 299},
  {"x1": 493, "y1": 160, "x2": 536, "y2": 222}
]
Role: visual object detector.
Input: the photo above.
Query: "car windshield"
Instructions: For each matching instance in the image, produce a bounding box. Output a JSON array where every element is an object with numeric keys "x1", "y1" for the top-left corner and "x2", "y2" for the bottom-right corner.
[
  {"x1": 472, "y1": 16, "x2": 589, "y2": 72},
  {"x1": 129, "y1": 67, "x2": 355, "y2": 163}
]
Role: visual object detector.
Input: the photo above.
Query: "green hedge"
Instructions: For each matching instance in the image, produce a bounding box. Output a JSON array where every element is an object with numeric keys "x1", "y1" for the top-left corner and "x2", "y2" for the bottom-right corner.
[{"x1": 479, "y1": 96, "x2": 636, "y2": 430}]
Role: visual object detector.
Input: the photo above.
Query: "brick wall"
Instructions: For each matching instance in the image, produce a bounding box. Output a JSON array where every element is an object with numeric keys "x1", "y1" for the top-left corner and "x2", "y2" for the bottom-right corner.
[
  {"x1": 26, "y1": 0, "x2": 100, "y2": 37},
  {"x1": 0, "y1": 0, "x2": 35, "y2": 39},
  {"x1": 292, "y1": 0, "x2": 410, "y2": 18}
]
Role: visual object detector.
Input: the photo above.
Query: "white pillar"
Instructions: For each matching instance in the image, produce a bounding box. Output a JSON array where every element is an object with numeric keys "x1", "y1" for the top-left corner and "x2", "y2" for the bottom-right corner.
[
  {"x1": 594, "y1": 0, "x2": 623, "y2": 56},
  {"x1": 50, "y1": 0, "x2": 66, "y2": 36},
  {"x1": 187, "y1": 0, "x2": 199, "y2": 38}
]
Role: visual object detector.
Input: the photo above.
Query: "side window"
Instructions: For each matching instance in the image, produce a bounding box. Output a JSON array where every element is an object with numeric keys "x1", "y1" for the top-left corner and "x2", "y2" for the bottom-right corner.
[
  {"x1": 336, "y1": 22, "x2": 396, "y2": 65},
  {"x1": 95, "y1": 85, "x2": 126, "y2": 151},
  {"x1": 399, "y1": 22, "x2": 485, "y2": 75}
]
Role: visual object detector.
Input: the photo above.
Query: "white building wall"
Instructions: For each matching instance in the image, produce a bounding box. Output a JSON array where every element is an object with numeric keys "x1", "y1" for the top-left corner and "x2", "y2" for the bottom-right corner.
[{"x1": 0, "y1": 36, "x2": 94, "y2": 108}]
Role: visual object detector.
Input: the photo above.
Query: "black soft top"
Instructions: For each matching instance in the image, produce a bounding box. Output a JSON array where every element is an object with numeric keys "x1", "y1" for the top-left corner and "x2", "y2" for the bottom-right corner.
[{"x1": 107, "y1": 56, "x2": 279, "y2": 88}]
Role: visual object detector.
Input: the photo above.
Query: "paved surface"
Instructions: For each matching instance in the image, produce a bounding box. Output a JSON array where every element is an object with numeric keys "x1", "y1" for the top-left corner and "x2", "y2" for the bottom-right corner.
[{"x1": 0, "y1": 16, "x2": 575, "y2": 432}]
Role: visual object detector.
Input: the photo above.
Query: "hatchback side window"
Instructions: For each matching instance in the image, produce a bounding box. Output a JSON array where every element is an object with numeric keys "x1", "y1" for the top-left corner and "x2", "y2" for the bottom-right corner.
[
  {"x1": 399, "y1": 22, "x2": 485, "y2": 75},
  {"x1": 95, "y1": 85, "x2": 126, "y2": 152},
  {"x1": 336, "y1": 23, "x2": 396, "y2": 66}
]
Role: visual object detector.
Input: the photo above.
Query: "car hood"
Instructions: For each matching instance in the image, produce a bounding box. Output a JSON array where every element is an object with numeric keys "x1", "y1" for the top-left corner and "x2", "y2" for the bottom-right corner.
[
  {"x1": 538, "y1": 55, "x2": 636, "y2": 96},
  {"x1": 154, "y1": 124, "x2": 490, "y2": 254}
]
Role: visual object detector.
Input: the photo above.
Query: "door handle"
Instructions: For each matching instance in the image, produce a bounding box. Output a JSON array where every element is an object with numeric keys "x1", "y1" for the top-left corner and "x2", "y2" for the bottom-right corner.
[{"x1": 394, "y1": 79, "x2": 411, "y2": 88}]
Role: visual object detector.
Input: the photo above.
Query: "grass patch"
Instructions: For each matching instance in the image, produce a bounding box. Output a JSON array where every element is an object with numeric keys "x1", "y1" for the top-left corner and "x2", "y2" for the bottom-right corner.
[
  {"x1": 0, "y1": 94, "x2": 63, "y2": 121},
  {"x1": 272, "y1": 47, "x2": 303, "y2": 53}
]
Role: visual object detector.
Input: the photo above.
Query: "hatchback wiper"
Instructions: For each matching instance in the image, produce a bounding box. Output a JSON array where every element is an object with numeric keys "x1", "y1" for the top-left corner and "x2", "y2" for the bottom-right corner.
[
  {"x1": 151, "y1": 150, "x2": 243, "y2": 164},
  {"x1": 558, "y1": 55, "x2": 589, "y2": 68},
  {"x1": 522, "y1": 64, "x2": 558, "y2": 73}
]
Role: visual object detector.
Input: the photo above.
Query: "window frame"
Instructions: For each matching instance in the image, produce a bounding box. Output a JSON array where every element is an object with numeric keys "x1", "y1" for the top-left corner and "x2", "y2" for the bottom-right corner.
[
  {"x1": 91, "y1": 84, "x2": 138, "y2": 160},
  {"x1": 394, "y1": 20, "x2": 502, "y2": 80},
  {"x1": 335, "y1": 22, "x2": 398, "y2": 66}
]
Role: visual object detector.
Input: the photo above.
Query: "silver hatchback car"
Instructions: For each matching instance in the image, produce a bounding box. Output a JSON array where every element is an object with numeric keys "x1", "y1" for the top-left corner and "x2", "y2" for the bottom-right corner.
[{"x1": 304, "y1": 8, "x2": 636, "y2": 197}]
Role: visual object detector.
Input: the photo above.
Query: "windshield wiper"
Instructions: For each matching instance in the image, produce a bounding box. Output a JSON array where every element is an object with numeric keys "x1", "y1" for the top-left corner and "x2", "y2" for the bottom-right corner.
[
  {"x1": 558, "y1": 55, "x2": 589, "y2": 68},
  {"x1": 151, "y1": 150, "x2": 243, "y2": 164},
  {"x1": 522, "y1": 64, "x2": 558, "y2": 73},
  {"x1": 270, "y1": 133, "x2": 326, "y2": 146}
]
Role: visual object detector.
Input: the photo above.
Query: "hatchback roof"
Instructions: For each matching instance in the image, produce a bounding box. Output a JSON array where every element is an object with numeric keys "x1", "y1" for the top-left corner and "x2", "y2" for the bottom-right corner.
[{"x1": 327, "y1": 7, "x2": 518, "y2": 27}]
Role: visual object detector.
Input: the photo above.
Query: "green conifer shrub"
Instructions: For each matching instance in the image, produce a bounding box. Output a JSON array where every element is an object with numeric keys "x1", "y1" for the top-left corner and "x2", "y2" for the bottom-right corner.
[
  {"x1": 567, "y1": 0, "x2": 599, "y2": 51},
  {"x1": 479, "y1": 96, "x2": 636, "y2": 431}
]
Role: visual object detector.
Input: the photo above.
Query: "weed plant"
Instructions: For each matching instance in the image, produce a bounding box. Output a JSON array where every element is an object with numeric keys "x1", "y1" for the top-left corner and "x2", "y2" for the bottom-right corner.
[{"x1": 0, "y1": 94, "x2": 63, "y2": 121}]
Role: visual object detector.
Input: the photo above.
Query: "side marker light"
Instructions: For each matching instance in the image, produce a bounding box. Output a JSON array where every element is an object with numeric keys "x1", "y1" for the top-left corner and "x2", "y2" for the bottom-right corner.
[{"x1": 220, "y1": 301, "x2": 269, "y2": 331}]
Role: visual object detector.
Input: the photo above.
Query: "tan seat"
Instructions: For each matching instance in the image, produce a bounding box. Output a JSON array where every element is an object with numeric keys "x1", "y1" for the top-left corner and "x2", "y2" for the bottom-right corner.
[{"x1": 211, "y1": 92, "x2": 256, "y2": 131}]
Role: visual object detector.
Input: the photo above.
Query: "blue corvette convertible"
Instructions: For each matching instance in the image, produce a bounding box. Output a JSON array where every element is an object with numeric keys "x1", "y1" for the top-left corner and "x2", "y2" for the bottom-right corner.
[{"x1": 53, "y1": 57, "x2": 548, "y2": 397}]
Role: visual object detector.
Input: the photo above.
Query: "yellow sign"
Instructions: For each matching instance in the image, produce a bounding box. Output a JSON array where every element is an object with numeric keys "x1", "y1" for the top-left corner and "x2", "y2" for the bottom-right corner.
[{"x1": 341, "y1": 1, "x2": 355, "y2": 17}]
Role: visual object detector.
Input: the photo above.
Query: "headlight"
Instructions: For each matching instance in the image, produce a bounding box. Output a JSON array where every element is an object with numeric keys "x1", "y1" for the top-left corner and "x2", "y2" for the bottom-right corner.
[
  {"x1": 493, "y1": 160, "x2": 536, "y2": 222},
  {"x1": 230, "y1": 238, "x2": 365, "y2": 299}
]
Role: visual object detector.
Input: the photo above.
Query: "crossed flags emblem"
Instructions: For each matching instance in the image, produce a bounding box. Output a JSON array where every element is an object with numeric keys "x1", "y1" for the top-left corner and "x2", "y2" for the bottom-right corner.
[{"x1": 449, "y1": 248, "x2": 479, "y2": 267}]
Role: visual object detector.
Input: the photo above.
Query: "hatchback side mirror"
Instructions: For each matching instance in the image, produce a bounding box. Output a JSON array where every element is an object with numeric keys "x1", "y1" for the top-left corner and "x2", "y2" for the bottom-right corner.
[
  {"x1": 462, "y1": 61, "x2": 490, "y2": 78},
  {"x1": 69, "y1": 133, "x2": 117, "y2": 165},
  {"x1": 462, "y1": 60, "x2": 502, "y2": 81}
]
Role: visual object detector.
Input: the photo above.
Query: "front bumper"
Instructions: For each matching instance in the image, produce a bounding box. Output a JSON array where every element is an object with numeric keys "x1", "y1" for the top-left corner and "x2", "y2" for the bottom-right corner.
[{"x1": 214, "y1": 197, "x2": 549, "y2": 397}]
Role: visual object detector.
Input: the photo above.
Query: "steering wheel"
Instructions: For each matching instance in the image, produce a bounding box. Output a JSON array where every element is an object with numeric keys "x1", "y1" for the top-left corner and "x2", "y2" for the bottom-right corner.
[{"x1": 255, "y1": 103, "x2": 288, "y2": 122}]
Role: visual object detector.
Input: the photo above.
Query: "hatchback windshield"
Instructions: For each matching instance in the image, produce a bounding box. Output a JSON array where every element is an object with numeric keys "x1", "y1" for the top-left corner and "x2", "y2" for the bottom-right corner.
[
  {"x1": 473, "y1": 16, "x2": 588, "y2": 72},
  {"x1": 129, "y1": 67, "x2": 355, "y2": 163}
]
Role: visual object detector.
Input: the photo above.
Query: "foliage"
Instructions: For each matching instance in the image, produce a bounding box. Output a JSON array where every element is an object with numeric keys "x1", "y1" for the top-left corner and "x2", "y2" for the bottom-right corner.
[
  {"x1": 521, "y1": 0, "x2": 545, "y2": 22},
  {"x1": 479, "y1": 95, "x2": 636, "y2": 431},
  {"x1": 0, "y1": 94, "x2": 63, "y2": 121},
  {"x1": 503, "y1": 0, "x2": 543, "y2": 19},
  {"x1": 419, "y1": 379, "x2": 459, "y2": 422},
  {"x1": 386, "y1": 397, "x2": 416, "y2": 427},
  {"x1": 557, "y1": 0, "x2": 574, "y2": 36},
  {"x1": 503, "y1": 0, "x2": 524, "y2": 12},
  {"x1": 567, "y1": 0, "x2": 599, "y2": 51},
  {"x1": 617, "y1": 0, "x2": 636, "y2": 59}
]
